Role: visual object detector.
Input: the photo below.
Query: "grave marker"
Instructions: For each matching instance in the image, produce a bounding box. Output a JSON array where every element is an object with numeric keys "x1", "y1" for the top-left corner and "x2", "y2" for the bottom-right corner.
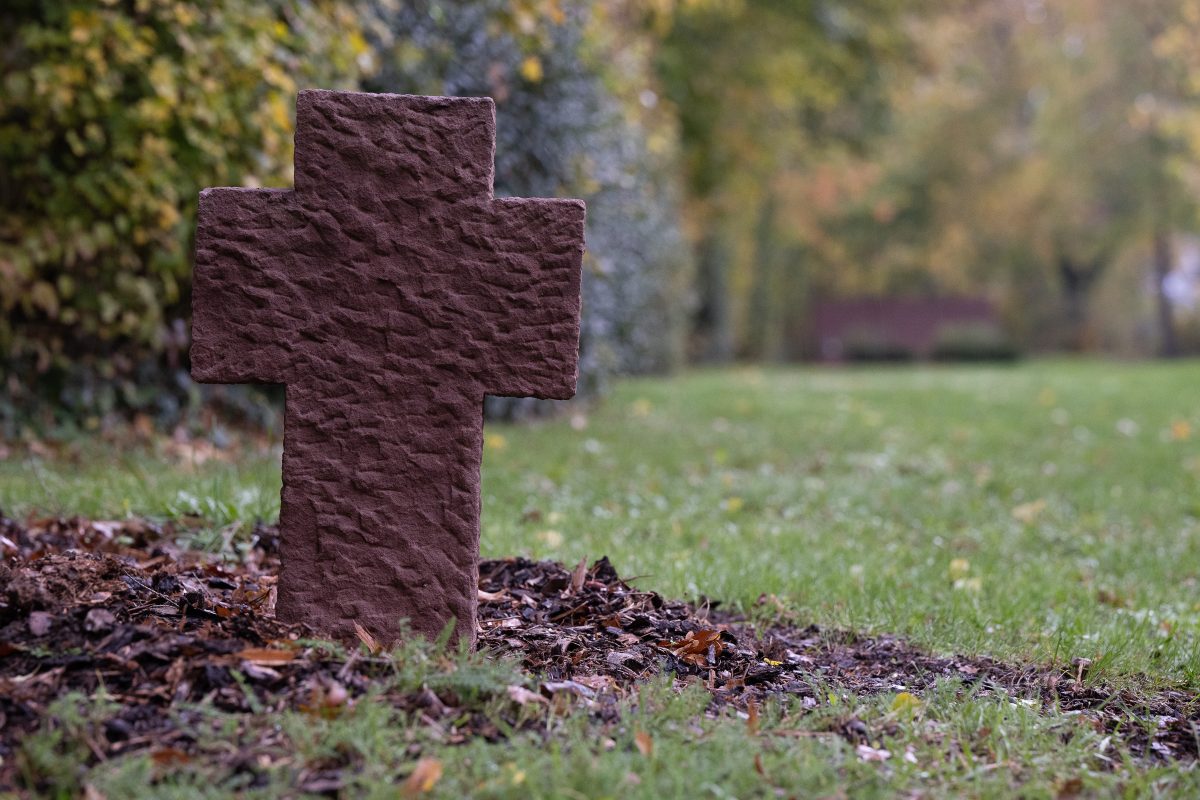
[{"x1": 191, "y1": 90, "x2": 585, "y2": 645}]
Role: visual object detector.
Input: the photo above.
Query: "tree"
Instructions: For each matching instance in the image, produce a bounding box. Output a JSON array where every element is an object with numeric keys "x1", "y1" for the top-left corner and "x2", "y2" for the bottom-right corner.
[
  {"x1": 817, "y1": 0, "x2": 1198, "y2": 353},
  {"x1": 657, "y1": 0, "x2": 918, "y2": 361}
]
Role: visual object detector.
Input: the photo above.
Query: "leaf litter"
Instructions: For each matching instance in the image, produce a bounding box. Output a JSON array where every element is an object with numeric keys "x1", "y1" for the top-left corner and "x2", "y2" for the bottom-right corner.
[{"x1": 2, "y1": 513, "x2": 1199, "y2": 791}]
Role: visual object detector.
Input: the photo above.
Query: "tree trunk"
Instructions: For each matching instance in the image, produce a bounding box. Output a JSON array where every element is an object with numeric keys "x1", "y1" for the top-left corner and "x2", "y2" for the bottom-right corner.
[
  {"x1": 692, "y1": 228, "x2": 735, "y2": 362},
  {"x1": 1057, "y1": 254, "x2": 1104, "y2": 352},
  {"x1": 1153, "y1": 227, "x2": 1179, "y2": 358},
  {"x1": 746, "y1": 192, "x2": 779, "y2": 361}
]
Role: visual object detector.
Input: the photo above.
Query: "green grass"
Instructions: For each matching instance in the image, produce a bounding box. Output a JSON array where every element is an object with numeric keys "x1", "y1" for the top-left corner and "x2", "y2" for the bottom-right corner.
[
  {"x1": 5, "y1": 360, "x2": 1200, "y2": 796},
  {"x1": 26, "y1": 674, "x2": 1200, "y2": 799}
]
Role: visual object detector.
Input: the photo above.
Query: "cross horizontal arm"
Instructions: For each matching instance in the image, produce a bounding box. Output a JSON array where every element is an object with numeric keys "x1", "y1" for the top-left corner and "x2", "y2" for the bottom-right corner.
[{"x1": 460, "y1": 197, "x2": 586, "y2": 399}]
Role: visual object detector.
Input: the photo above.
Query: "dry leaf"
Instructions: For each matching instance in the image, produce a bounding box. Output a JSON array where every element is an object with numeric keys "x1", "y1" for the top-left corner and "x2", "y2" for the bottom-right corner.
[
  {"x1": 1056, "y1": 776, "x2": 1084, "y2": 798},
  {"x1": 634, "y1": 730, "x2": 654, "y2": 757},
  {"x1": 856, "y1": 744, "x2": 892, "y2": 762},
  {"x1": 572, "y1": 674, "x2": 616, "y2": 691},
  {"x1": 507, "y1": 685, "x2": 548, "y2": 706},
  {"x1": 656, "y1": 629, "x2": 726, "y2": 666},
  {"x1": 27, "y1": 611, "x2": 52, "y2": 637},
  {"x1": 403, "y1": 758, "x2": 443, "y2": 795},
  {"x1": 353, "y1": 621, "x2": 381, "y2": 655},
  {"x1": 150, "y1": 747, "x2": 190, "y2": 766},
  {"x1": 542, "y1": 680, "x2": 596, "y2": 699},
  {"x1": 237, "y1": 647, "x2": 295, "y2": 664},
  {"x1": 570, "y1": 557, "x2": 588, "y2": 593},
  {"x1": 242, "y1": 663, "x2": 282, "y2": 682},
  {"x1": 948, "y1": 558, "x2": 970, "y2": 581},
  {"x1": 84, "y1": 608, "x2": 115, "y2": 633},
  {"x1": 301, "y1": 680, "x2": 349, "y2": 716},
  {"x1": 1011, "y1": 498, "x2": 1047, "y2": 525}
]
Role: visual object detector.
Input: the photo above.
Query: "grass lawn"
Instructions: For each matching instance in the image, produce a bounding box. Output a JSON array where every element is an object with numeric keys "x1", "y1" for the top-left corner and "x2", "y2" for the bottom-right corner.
[{"x1": 4, "y1": 360, "x2": 1200, "y2": 796}]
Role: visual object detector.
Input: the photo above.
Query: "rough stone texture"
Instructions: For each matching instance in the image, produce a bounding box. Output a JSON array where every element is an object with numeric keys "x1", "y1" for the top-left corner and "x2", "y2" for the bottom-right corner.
[{"x1": 191, "y1": 90, "x2": 585, "y2": 646}]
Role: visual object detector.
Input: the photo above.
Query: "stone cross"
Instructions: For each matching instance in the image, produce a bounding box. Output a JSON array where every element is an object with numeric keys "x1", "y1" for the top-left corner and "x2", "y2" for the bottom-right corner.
[{"x1": 191, "y1": 90, "x2": 584, "y2": 646}]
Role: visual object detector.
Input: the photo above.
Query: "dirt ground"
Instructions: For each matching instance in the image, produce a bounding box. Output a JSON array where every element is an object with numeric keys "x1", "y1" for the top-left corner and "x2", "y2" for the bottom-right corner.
[{"x1": 2, "y1": 514, "x2": 1197, "y2": 791}]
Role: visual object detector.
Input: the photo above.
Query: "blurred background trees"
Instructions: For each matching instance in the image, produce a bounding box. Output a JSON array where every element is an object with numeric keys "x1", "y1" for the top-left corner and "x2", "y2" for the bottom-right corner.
[{"x1": 4, "y1": 0, "x2": 1200, "y2": 429}]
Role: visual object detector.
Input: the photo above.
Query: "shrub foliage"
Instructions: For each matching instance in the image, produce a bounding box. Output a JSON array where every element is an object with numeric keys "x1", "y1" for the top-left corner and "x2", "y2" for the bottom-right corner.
[{"x1": 0, "y1": 0, "x2": 368, "y2": 422}]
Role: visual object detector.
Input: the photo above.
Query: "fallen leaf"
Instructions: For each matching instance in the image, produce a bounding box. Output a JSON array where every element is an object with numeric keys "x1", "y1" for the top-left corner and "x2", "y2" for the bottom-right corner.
[
  {"x1": 84, "y1": 608, "x2": 115, "y2": 633},
  {"x1": 948, "y1": 558, "x2": 971, "y2": 581},
  {"x1": 242, "y1": 663, "x2": 282, "y2": 682},
  {"x1": 953, "y1": 576, "x2": 983, "y2": 593},
  {"x1": 1056, "y1": 776, "x2": 1084, "y2": 798},
  {"x1": 301, "y1": 680, "x2": 349, "y2": 716},
  {"x1": 537, "y1": 529, "x2": 564, "y2": 548},
  {"x1": 604, "y1": 652, "x2": 643, "y2": 671},
  {"x1": 570, "y1": 557, "x2": 588, "y2": 593},
  {"x1": 634, "y1": 730, "x2": 653, "y2": 757},
  {"x1": 656, "y1": 629, "x2": 726, "y2": 666},
  {"x1": 1012, "y1": 498, "x2": 1047, "y2": 525},
  {"x1": 237, "y1": 648, "x2": 295, "y2": 665},
  {"x1": 353, "y1": 621, "x2": 381, "y2": 655},
  {"x1": 507, "y1": 685, "x2": 549, "y2": 706},
  {"x1": 542, "y1": 680, "x2": 596, "y2": 699},
  {"x1": 572, "y1": 674, "x2": 616, "y2": 691},
  {"x1": 28, "y1": 611, "x2": 53, "y2": 637},
  {"x1": 856, "y1": 744, "x2": 891, "y2": 762},
  {"x1": 150, "y1": 747, "x2": 190, "y2": 766},
  {"x1": 403, "y1": 758, "x2": 443, "y2": 795},
  {"x1": 890, "y1": 691, "x2": 921, "y2": 715}
]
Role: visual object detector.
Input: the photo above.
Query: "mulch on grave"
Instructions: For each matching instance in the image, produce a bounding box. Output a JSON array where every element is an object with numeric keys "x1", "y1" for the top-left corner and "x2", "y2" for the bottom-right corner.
[{"x1": 2, "y1": 514, "x2": 1198, "y2": 789}]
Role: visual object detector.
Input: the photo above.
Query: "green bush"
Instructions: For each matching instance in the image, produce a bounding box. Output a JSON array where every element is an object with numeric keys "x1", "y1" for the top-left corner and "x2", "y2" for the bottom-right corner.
[
  {"x1": 931, "y1": 324, "x2": 1020, "y2": 362},
  {"x1": 0, "y1": 0, "x2": 369, "y2": 425}
]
